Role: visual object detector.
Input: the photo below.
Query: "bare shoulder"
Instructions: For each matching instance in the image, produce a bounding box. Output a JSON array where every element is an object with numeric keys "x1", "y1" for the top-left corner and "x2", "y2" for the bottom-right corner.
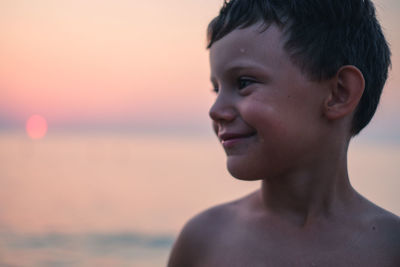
[
  {"x1": 368, "y1": 205, "x2": 400, "y2": 245},
  {"x1": 361, "y1": 197, "x2": 400, "y2": 237},
  {"x1": 167, "y1": 191, "x2": 256, "y2": 267},
  {"x1": 357, "y1": 197, "x2": 400, "y2": 264}
]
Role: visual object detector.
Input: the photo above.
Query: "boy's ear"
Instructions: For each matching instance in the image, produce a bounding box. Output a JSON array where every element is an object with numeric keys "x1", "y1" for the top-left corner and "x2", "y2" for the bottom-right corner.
[{"x1": 323, "y1": 65, "x2": 365, "y2": 120}]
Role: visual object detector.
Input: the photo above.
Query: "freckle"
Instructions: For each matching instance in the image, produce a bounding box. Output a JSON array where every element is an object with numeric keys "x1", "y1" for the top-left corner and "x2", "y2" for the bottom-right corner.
[{"x1": 372, "y1": 226, "x2": 376, "y2": 230}]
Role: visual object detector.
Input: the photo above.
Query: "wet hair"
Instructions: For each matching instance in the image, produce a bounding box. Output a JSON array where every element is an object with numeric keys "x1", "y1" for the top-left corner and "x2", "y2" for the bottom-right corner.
[{"x1": 207, "y1": 0, "x2": 391, "y2": 135}]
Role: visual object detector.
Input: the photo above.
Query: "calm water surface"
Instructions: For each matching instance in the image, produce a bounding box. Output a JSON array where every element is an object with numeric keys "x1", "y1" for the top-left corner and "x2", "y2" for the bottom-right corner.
[{"x1": 0, "y1": 132, "x2": 399, "y2": 266}]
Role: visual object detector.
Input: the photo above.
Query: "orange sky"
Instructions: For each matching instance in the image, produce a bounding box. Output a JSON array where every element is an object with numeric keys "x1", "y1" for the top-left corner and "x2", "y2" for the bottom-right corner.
[{"x1": 0, "y1": 0, "x2": 399, "y2": 136}]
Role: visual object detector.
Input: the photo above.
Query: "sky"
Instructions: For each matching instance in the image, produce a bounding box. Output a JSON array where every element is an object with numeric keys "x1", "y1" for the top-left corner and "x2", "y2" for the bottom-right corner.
[{"x1": 0, "y1": 0, "x2": 399, "y2": 139}]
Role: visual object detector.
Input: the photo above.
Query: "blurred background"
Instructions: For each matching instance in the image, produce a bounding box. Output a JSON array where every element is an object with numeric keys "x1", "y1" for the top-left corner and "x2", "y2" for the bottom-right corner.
[{"x1": 0, "y1": 0, "x2": 399, "y2": 266}]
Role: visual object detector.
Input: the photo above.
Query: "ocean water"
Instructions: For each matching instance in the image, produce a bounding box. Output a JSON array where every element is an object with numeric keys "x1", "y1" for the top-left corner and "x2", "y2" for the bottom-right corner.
[
  {"x1": 0, "y1": 231, "x2": 172, "y2": 267},
  {"x1": 0, "y1": 132, "x2": 399, "y2": 266}
]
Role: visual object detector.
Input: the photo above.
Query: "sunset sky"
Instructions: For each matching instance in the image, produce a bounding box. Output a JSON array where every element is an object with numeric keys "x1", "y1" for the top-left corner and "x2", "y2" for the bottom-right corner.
[{"x1": 0, "y1": 0, "x2": 399, "y2": 139}]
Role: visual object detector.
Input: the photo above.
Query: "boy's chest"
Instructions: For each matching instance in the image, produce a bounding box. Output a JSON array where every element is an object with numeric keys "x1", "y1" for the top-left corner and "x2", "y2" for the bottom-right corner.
[
  {"x1": 196, "y1": 244, "x2": 392, "y2": 267},
  {"x1": 194, "y1": 226, "x2": 395, "y2": 267}
]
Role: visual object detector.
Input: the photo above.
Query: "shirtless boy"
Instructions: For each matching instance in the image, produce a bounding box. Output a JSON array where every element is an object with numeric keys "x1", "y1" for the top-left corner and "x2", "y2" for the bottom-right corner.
[{"x1": 168, "y1": 0, "x2": 400, "y2": 266}]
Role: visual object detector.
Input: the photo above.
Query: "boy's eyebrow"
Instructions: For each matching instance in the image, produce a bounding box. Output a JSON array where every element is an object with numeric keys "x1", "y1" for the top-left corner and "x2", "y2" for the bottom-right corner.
[
  {"x1": 211, "y1": 61, "x2": 271, "y2": 81},
  {"x1": 225, "y1": 59, "x2": 269, "y2": 71},
  {"x1": 226, "y1": 65, "x2": 265, "y2": 73}
]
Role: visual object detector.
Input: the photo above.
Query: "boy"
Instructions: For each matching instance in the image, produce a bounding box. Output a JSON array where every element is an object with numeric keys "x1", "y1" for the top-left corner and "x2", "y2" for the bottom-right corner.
[{"x1": 168, "y1": 0, "x2": 400, "y2": 266}]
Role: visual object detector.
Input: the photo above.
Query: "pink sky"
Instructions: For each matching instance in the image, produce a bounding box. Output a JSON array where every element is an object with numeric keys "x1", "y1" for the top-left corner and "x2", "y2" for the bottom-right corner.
[{"x1": 0, "y1": 0, "x2": 399, "y2": 136}]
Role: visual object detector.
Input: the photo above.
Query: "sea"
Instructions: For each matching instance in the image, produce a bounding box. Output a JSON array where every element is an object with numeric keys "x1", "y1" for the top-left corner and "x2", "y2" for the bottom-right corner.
[{"x1": 0, "y1": 131, "x2": 399, "y2": 266}]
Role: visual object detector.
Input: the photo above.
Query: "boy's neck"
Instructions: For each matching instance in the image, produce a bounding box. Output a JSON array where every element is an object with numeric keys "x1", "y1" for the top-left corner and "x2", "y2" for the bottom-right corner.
[{"x1": 258, "y1": 145, "x2": 357, "y2": 227}]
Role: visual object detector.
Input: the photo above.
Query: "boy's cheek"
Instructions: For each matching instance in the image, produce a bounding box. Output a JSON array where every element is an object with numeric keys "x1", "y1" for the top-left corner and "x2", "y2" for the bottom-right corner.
[
  {"x1": 240, "y1": 102, "x2": 285, "y2": 130},
  {"x1": 241, "y1": 103, "x2": 302, "y2": 147}
]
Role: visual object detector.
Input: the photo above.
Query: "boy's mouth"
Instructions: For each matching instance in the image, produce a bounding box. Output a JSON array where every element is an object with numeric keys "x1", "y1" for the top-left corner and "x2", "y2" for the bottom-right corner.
[{"x1": 218, "y1": 132, "x2": 257, "y2": 147}]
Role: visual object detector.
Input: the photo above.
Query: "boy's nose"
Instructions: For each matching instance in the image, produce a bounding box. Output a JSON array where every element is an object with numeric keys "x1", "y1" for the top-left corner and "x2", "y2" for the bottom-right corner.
[{"x1": 209, "y1": 94, "x2": 236, "y2": 123}]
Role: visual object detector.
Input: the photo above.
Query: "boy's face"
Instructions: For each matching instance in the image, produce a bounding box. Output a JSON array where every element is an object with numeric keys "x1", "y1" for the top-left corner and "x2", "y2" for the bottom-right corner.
[{"x1": 209, "y1": 23, "x2": 331, "y2": 180}]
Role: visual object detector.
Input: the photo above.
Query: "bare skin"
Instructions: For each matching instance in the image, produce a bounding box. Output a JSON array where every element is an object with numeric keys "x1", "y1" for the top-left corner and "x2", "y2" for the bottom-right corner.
[
  {"x1": 168, "y1": 24, "x2": 400, "y2": 267},
  {"x1": 168, "y1": 191, "x2": 400, "y2": 267}
]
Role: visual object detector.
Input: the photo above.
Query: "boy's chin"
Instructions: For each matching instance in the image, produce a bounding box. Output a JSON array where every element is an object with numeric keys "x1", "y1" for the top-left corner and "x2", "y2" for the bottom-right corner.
[{"x1": 226, "y1": 160, "x2": 263, "y2": 181}]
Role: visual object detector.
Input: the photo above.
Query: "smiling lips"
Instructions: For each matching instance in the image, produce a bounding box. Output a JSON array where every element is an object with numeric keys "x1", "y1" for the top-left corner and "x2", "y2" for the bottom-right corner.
[{"x1": 218, "y1": 132, "x2": 256, "y2": 148}]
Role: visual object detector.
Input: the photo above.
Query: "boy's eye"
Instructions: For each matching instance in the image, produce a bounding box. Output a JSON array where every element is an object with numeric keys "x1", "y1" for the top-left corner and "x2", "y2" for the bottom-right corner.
[{"x1": 238, "y1": 77, "x2": 255, "y2": 90}]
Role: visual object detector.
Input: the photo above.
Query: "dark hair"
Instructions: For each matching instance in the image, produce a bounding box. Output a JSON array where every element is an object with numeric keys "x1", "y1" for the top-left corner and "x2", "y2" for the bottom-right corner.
[{"x1": 207, "y1": 0, "x2": 391, "y2": 135}]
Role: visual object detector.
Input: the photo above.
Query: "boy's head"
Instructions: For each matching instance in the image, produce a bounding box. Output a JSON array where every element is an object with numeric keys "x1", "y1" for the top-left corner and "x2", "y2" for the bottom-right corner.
[{"x1": 207, "y1": 0, "x2": 391, "y2": 135}]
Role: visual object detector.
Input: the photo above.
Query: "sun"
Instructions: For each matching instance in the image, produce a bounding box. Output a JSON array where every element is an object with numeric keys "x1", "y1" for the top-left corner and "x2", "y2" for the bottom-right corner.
[{"x1": 26, "y1": 115, "x2": 48, "y2": 139}]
